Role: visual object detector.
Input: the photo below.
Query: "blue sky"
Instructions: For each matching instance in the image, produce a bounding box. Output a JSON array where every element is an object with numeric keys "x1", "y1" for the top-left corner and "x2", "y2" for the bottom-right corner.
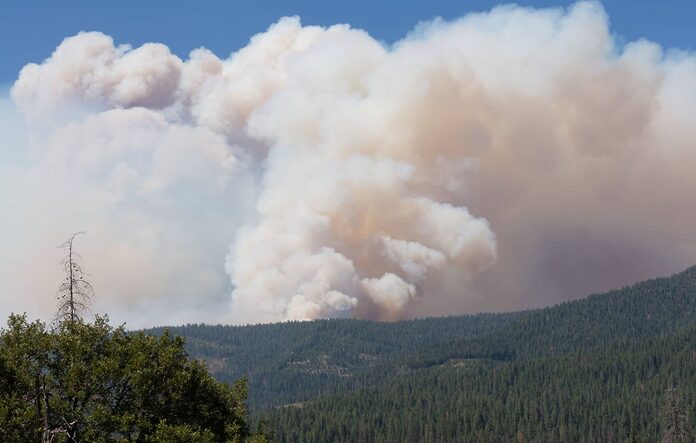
[{"x1": 1, "y1": 0, "x2": 694, "y2": 85}]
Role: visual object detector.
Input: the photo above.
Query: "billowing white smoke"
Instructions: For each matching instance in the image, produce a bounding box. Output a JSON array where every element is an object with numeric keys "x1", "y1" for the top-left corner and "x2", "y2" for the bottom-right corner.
[{"x1": 2, "y1": 2, "x2": 696, "y2": 326}]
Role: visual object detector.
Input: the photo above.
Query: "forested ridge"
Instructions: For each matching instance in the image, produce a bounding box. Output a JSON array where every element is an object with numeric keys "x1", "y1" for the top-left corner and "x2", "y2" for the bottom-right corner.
[
  {"x1": 149, "y1": 311, "x2": 523, "y2": 408},
  {"x1": 152, "y1": 265, "x2": 696, "y2": 442},
  {"x1": 266, "y1": 328, "x2": 696, "y2": 442}
]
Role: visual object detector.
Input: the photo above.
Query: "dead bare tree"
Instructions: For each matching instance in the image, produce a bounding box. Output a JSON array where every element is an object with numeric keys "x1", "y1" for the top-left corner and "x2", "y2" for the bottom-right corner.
[
  {"x1": 56, "y1": 232, "x2": 93, "y2": 322},
  {"x1": 662, "y1": 385, "x2": 690, "y2": 443}
]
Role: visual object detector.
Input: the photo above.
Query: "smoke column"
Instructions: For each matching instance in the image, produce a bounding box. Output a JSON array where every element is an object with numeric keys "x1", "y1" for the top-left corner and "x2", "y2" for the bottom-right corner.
[{"x1": 2, "y1": 2, "x2": 695, "y2": 326}]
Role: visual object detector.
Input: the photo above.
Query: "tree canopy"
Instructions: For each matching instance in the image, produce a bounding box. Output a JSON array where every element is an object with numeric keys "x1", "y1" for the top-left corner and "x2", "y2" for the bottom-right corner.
[{"x1": 0, "y1": 315, "x2": 269, "y2": 442}]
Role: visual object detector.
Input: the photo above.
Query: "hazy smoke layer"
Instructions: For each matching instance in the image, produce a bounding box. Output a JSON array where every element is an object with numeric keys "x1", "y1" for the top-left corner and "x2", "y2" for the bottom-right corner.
[{"x1": 2, "y1": 2, "x2": 696, "y2": 326}]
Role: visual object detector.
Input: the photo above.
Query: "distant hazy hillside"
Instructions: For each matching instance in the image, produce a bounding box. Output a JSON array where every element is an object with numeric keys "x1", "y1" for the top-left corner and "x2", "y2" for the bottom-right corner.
[{"x1": 149, "y1": 266, "x2": 696, "y2": 442}]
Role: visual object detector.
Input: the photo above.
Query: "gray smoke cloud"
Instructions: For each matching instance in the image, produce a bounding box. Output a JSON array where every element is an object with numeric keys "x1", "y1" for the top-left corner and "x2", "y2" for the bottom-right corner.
[{"x1": 2, "y1": 2, "x2": 695, "y2": 326}]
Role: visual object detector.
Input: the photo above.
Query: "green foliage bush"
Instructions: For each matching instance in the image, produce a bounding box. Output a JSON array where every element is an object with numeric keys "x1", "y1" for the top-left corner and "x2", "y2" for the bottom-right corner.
[{"x1": 0, "y1": 315, "x2": 269, "y2": 442}]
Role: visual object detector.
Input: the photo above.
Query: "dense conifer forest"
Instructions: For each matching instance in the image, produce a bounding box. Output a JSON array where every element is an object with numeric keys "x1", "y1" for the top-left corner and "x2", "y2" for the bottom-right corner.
[{"x1": 154, "y1": 265, "x2": 696, "y2": 442}]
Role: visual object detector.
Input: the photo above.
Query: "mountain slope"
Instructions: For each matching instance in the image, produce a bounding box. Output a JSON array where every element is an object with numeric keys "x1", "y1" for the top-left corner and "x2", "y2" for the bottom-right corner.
[
  {"x1": 268, "y1": 327, "x2": 696, "y2": 442},
  {"x1": 150, "y1": 265, "x2": 696, "y2": 441},
  {"x1": 403, "y1": 265, "x2": 696, "y2": 368},
  {"x1": 150, "y1": 312, "x2": 522, "y2": 408}
]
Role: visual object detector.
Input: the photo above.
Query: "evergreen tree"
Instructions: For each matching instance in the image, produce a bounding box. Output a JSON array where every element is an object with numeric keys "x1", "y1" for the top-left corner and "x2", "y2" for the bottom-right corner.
[{"x1": 662, "y1": 385, "x2": 689, "y2": 443}]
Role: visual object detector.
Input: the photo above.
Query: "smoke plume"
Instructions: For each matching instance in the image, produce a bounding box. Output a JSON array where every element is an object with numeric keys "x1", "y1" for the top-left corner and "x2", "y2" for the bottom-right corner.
[{"x1": 2, "y1": 2, "x2": 696, "y2": 326}]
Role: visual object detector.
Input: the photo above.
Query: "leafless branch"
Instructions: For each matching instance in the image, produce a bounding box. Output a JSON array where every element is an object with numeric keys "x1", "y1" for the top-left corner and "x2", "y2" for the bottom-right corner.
[{"x1": 55, "y1": 232, "x2": 93, "y2": 323}]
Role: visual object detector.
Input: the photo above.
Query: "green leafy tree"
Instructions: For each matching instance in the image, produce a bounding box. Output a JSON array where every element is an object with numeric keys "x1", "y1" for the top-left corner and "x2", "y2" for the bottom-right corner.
[{"x1": 0, "y1": 315, "x2": 269, "y2": 442}]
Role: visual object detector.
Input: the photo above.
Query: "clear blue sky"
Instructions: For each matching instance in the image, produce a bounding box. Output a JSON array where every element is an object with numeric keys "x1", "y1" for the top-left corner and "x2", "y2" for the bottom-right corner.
[{"x1": 1, "y1": 1, "x2": 694, "y2": 85}]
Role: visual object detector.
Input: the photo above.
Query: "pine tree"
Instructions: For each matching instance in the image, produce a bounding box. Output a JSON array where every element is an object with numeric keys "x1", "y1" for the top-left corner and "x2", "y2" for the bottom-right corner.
[{"x1": 661, "y1": 385, "x2": 689, "y2": 443}]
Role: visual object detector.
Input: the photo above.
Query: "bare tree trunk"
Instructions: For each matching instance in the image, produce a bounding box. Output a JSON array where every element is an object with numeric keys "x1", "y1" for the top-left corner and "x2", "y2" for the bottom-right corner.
[
  {"x1": 68, "y1": 236, "x2": 75, "y2": 322},
  {"x1": 35, "y1": 374, "x2": 43, "y2": 441},
  {"x1": 41, "y1": 375, "x2": 51, "y2": 443},
  {"x1": 56, "y1": 232, "x2": 93, "y2": 323},
  {"x1": 662, "y1": 385, "x2": 689, "y2": 443}
]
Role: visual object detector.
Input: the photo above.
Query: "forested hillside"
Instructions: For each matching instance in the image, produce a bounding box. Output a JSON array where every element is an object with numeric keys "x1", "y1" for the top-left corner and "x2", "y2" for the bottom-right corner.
[
  {"x1": 267, "y1": 328, "x2": 696, "y2": 442},
  {"x1": 149, "y1": 311, "x2": 523, "y2": 408},
  {"x1": 151, "y1": 265, "x2": 696, "y2": 442}
]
